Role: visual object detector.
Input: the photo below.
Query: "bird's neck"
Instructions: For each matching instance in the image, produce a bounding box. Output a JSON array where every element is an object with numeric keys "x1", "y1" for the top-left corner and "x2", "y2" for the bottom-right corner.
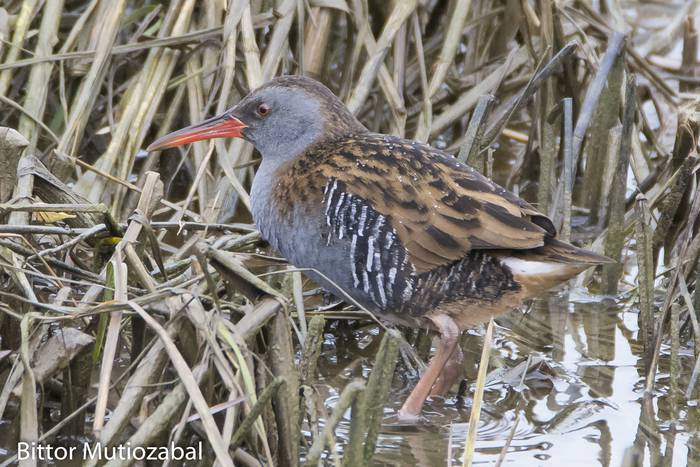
[
  {"x1": 250, "y1": 131, "x2": 355, "y2": 240},
  {"x1": 251, "y1": 156, "x2": 284, "y2": 230}
]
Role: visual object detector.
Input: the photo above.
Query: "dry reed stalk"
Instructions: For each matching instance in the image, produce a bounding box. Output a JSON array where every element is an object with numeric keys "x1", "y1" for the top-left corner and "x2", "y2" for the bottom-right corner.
[
  {"x1": 185, "y1": 53, "x2": 212, "y2": 213},
  {"x1": 268, "y1": 306, "x2": 300, "y2": 466},
  {"x1": 91, "y1": 255, "x2": 125, "y2": 438},
  {"x1": 458, "y1": 95, "x2": 494, "y2": 166},
  {"x1": 344, "y1": 331, "x2": 400, "y2": 466},
  {"x1": 560, "y1": 98, "x2": 573, "y2": 242},
  {"x1": 414, "y1": 0, "x2": 472, "y2": 140},
  {"x1": 305, "y1": 380, "x2": 365, "y2": 465},
  {"x1": 0, "y1": 2, "x2": 698, "y2": 465},
  {"x1": 0, "y1": 8, "x2": 8, "y2": 63},
  {"x1": 56, "y1": 0, "x2": 127, "y2": 156},
  {"x1": 17, "y1": 0, "x2": 64, "y2": 145},
  {"x1": 602, "y1": 74, "x2": 635, "y2": 294},
  {"x1": 634, "y1": 194, "x2": 655, "y2": 373},
  {"x1": 79, "y1": 0, "x2": 195, "y2": 205},
  {"x1": 352, "y1": 9, "x2": 406, "y2": 135},
  {"x1": 0, "y1": 0, "x2": 38, "y2": 97},
  {"x1": 93, "y1": 172, "x2": 162, "y2": 436},
  {"x1": 431, "y1": 46, "x2": 528, "y2": 138},
  {"x1": 583, "y1": 57, "x2": 623, "y2": 226},
  {"x1": 18, "y1": 314, "x2": 38, "y2": 467},
  {"x1": 536, "y1": 6, "x2": 558, "y2": 214},
  {"x1": 0, "y1": 26, "x2": 225, "y2": 72},
  {"x1": 550, "y1": 32, "x2": 626, "y2": 216},
  {"x1": 670, "y1": 303, "x2": 681, "y2": 414},
  {"x1": 462, "y1": 318, "x2": 495, "y2": 467},
  {"x1": 303, "y1": 7, "x2": 334, "y2": 79},
  {"x1": 346, "y1": 0, "x2": 417, "y2": 114}
]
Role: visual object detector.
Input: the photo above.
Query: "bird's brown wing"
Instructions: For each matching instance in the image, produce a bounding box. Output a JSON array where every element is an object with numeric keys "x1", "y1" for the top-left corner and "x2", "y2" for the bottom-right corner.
[{"x1": 312, "y1": 134, "x2": 556, "y2": 273}]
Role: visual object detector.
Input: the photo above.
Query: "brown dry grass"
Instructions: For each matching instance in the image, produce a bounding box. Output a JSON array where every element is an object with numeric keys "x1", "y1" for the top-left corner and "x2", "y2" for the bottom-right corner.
[{"x1": 0, "y1": 1, "x2": 698, "y2": 466}]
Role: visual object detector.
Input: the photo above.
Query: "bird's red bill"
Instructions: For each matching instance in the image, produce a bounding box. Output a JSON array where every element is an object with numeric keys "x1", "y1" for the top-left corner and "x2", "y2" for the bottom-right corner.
[{"x1": 146, "y1": 114, "x2": 246, "y2": 151}]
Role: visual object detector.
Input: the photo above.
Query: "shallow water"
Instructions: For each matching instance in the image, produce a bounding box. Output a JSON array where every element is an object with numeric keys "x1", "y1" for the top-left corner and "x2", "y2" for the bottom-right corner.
[{"x1": 315, "y1": 290, "x2": 699, "y2": 466}]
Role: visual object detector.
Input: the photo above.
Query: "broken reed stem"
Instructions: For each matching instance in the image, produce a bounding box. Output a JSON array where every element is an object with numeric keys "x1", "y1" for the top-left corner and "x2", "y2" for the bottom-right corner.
[
  {"x1": 299, "y1": 316, "x2": 325, "y2": 386},
  {"x1": 551, "y1": 33, "x2": 626, "y2": 216},
  {"x1": 670, "y1": 303, "x2": 681, "y2": 418},
  {"x1": 350, "y1": 331, "x2": 400, "y2": 465},
  {"x1": 634, "y1": 195, "x2": 655, "y2": 375},
  {"x1": 92, "y1": 254, "x2": 126, "y2": 437},
  {"x1": 651, "y1": 154, "x2": 697, "y2": 270},
  {"x1": 602, "y1": 74, "x2": 635, "y2": 294},
  {"x1": 19, "y1": 314, "x2": 38, "y2": 467},
  {"x1": 305, "y1": 380, "x2": 365, "y2": 466},
  {"x1": 340, "y1": 334, "x2": 402, "y2": 465},
  {"x1": 583, "y1": 57, "x2": 624, "y2": 226},
  {"x1": 560, "y1": 98, "x2": 573, "y2": 242},
  {"x1": 231, "y1": 377, "x2": 285, "y2": 448},
  {"x1": 0, "y1": 128, "x2": 29, "y2": 205},
  {"x1": 268, "y1": 307, "x2": 300, "y2": 467},
  {"x1": 458, "y1": 95, "x2": 494, "y2": 166}
]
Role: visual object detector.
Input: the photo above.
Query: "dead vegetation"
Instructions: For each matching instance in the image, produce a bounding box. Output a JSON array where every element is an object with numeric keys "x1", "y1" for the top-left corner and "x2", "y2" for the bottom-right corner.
[{"x1": 0, "y1": 0, "x2": 698, "y2": 466}]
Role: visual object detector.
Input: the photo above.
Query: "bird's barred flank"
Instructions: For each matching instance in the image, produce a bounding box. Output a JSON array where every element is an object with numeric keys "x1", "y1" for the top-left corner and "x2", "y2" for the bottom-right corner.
[
  {"x1": 322, "y1": 179, "x2": 411, "y2": 310},
  {"x1": 321, "y1": 178, "x2": 522, "y2": 316}
]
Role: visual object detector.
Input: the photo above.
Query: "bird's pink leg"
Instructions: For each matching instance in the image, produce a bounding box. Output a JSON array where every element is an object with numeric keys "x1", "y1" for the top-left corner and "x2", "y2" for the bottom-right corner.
[
  {"x1": 428, "y1": 344, "x2": 464, "y2": 397},
  {"x1": 398, "y1": 314, "x2": 460, "y2": 421}
]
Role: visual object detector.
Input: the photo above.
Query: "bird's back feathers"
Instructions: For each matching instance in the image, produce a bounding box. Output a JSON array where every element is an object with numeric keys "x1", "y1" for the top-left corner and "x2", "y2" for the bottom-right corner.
[{"x1": 272, "y1": 132, "x2": 608, "y2": 277}]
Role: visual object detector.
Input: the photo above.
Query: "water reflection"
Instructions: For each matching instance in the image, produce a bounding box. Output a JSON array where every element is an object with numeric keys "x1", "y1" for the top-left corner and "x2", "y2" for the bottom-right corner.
[{"x1": 317, "y1": 289, "x2": 699, "y2": 466}]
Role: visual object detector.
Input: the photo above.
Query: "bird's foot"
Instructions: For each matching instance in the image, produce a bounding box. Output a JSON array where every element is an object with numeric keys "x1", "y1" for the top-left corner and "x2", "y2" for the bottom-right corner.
[
  {"x1": 397, "y1": 405, "x2": 423, "y2": 423},
  {"x1": 397, "y1": 314, "x2": 461, "y2": 421}
]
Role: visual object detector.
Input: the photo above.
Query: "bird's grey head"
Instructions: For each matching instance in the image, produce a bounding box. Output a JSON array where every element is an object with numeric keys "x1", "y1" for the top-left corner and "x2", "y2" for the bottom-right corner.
[
  {"x1": 232, "y1": 83, "x2": 323, "y2": 160},
  {"x1": 147, "y1": 76, "x2": 366, "y2": 165}
]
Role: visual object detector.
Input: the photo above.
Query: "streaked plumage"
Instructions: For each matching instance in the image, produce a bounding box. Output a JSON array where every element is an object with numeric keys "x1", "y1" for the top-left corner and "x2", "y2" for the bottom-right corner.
[{"x1": 148, "y1": 75, "x2": 613, "y2": 420}]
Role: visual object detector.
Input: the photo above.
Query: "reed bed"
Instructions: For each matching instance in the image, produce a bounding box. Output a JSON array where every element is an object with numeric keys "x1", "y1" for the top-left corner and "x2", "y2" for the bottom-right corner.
[{"x1": 0, "y1": 0, "x2": 697, "y2": 466}]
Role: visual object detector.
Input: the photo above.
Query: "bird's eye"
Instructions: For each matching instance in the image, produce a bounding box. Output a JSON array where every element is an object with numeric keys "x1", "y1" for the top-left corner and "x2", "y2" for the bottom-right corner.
[{"x1": 257, "y1": 103, "x2": 271, "y2": 117}]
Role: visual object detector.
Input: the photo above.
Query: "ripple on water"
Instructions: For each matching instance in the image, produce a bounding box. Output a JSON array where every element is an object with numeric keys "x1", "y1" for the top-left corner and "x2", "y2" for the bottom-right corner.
[{"x1": 311, "y1": 291, "x2": 698, "y2": 466}]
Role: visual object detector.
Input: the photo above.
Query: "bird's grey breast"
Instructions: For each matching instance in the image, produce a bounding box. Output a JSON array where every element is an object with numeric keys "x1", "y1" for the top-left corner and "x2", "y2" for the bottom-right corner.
[{"x1": 250, "y1": 164, "x2": 360, "y2": 301}]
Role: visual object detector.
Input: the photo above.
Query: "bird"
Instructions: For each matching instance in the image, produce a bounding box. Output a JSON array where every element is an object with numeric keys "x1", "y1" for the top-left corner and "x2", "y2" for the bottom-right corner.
[{"x1": 147, "y1": 75, "x2": 613, "y2": 420}]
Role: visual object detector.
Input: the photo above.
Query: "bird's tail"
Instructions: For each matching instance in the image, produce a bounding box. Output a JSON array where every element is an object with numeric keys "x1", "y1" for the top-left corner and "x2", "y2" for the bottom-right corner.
[{"x1": 499, "y1": 238, "x2": 614, "y2": 295}]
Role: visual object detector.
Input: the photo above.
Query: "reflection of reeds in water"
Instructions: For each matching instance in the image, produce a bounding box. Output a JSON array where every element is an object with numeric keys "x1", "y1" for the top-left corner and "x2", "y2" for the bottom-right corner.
[{"x1": 0, "y1": 1, "x2": 699, "y2": 465}]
